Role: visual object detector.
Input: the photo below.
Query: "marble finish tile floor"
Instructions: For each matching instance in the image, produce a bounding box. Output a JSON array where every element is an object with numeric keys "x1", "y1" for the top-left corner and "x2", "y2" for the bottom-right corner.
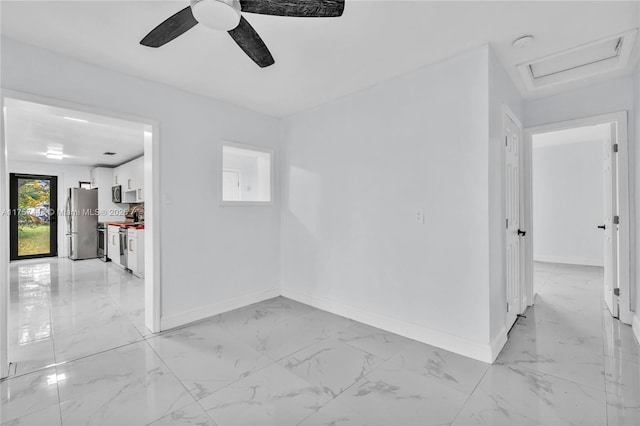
[{"x1": 1, "y1": 260, "x2": 639, "y2": 425}]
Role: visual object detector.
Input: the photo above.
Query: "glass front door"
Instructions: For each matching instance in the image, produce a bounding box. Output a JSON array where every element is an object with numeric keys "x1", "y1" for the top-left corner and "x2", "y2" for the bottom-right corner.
[{"x1": 10, "y1": 174, "x2": 58, "y2": 260}]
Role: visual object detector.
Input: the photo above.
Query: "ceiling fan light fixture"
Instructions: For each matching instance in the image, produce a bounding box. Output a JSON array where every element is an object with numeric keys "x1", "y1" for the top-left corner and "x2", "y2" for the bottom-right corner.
[{"x1": 190, "y1": 0, "x2": 241, "y2": 31}]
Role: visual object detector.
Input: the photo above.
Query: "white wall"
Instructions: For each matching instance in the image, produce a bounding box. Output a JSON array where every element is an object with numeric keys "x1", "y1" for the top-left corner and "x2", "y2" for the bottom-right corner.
[
  {"x1": 488, "y1": 48, "x2": 524, "y2": 343},
  {"x1": 281, "y1": 46, "x2": 501, "y2": 362},
  {"x1": 635, "y1": 63, "x2": 640, "y2": 335},
  {"x1": 1, "y1": 37, "x2": 281, "y2": 326},
  {"x1": 8, "y1": 160, "x2": 91, "y2": 258},
  {"x1": 0, "y1": 88, "x2": 8, "y2": 378},
  {"x1": 524, "y1": 77, "x2": 635, "y2": 128},
  {"x1": 532, "y1": 141, "x2": 604, "y2": 266}
]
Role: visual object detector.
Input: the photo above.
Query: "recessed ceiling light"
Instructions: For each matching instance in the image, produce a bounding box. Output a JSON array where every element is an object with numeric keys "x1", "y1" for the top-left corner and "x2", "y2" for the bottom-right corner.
[
  {"x1": 63, "y1": 116, "x2": 88, "y2": 123},
  {"x1": 513, "y1": 35, "x2": 534, "y2": 49},
  {"x1": 45, "y1": 149, "x2": 64, "y2": 160}
]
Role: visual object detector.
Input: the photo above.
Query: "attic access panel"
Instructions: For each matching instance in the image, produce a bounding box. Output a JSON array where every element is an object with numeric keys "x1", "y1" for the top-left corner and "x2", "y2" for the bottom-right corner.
[{"x1": 517, "y1": 29, "x2": 638, "y2": 91}]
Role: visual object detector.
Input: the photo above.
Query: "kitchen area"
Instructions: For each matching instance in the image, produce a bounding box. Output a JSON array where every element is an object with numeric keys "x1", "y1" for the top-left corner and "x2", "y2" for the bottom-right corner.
[
  {"x1": 67, "y1": 152, "x2": 146, "y2": 277},
  {"x1": 4, "y1": 96, "x2": 153, "y2": 375},
  {"x1": 92, "y1": 156, "x2": 146, "y2": 278}
]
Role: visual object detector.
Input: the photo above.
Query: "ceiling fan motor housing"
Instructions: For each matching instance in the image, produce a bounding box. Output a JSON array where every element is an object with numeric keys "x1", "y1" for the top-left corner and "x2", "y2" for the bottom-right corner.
[{"x1": 190, "y1": 0, "x2": 241, "y2": 31}]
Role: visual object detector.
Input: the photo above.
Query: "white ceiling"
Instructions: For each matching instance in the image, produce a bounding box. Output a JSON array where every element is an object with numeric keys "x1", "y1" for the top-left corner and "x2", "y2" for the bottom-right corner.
[
  {"x1": 1, "y1": 1, "x2": 639, "y2": 117},
  {"x1": 533, "y1": 123, "x2": 611, "y2": 148},
  {"x1": 4, "y1": 97, "x2": 145, "y2": 167}
]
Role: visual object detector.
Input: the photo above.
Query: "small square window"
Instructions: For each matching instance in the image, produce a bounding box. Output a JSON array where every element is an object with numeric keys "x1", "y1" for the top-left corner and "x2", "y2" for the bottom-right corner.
[{"x1": 221, "y1": 143, "x2": 273, "y2": 204}]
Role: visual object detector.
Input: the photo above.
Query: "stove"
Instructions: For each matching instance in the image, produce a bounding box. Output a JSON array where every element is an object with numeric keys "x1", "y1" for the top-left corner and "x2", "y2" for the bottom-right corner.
[{"x1": 97, "y1": 222, "x2": 107, "y2": 262}]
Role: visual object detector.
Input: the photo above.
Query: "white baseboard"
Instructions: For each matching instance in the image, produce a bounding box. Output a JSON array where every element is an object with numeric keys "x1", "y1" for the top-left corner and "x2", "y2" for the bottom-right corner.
[
  {"x1": 490, "y1": 325, "x2": 508, "y2": 363},
  {"x1": 534, "y1": 255, "x2": 603, "y2": 267},
  {"x1": 632, "y1": 314, "x2": 640, "y2": 346},
  {"x1": 159, "y1": 287, "x2": 510, "y2": 363},
  {"x1": 281, "y1": 288, "x2": 495, "y2": 364},
  {"x1": 160, "y1": 288, "x2": 280, "y2": 331}
]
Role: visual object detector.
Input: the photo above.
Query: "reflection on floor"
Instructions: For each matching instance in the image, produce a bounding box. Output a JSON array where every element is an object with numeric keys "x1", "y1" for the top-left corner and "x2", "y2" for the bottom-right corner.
[
  {"x1": 1, "y1": 261, "x2": 639, "y2": 425},
  {"x1": 7, "y1": 258, "x2": 148, "y2": 376}
]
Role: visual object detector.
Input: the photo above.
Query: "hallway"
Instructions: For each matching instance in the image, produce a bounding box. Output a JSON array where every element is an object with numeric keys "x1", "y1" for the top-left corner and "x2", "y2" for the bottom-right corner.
[
  {"x1": 1, "y1": 261, "x2": 638, "y2": 425},
  {"x1": 457, "y1": 262, "x2": 640, "y2": 425}
]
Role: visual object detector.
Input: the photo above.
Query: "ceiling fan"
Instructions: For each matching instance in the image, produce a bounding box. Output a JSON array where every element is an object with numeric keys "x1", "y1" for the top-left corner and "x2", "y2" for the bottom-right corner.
[{"x1": 140, "y1": 0, "x2": 345, "y2": 68}]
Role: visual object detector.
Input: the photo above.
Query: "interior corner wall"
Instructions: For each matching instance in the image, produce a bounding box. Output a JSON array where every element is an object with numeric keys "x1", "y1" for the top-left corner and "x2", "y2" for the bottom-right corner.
[
  {"x1": 0, "y1": 37, "x2": 282, "y2": 328},
  {"x1": 8, "y1": 160, "x2": 92, "y2": 258},
  {"x1": 281, "y1": 46, "x2": 494, "y2": 362},
  {"x1": 488, "y1": 48, "x2": 524, "y2": 347},
  {"x1": 524, "y1": 75, "x2": 636, "y2": 318}
]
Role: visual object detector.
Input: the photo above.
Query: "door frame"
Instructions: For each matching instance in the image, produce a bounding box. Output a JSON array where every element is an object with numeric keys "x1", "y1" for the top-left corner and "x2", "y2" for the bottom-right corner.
[
  {"x1": 0, "y1": 89, "x2": 163, "y2": 378},
  {"x1": 9, "y1": 173, "x2": 59, "y2": 260},
  {"x1": 8, "y1": 167, "x2": 70, "y2": 258},
  {"x1": 523, "y1": 111, "x2": 631, "y2": 324}
]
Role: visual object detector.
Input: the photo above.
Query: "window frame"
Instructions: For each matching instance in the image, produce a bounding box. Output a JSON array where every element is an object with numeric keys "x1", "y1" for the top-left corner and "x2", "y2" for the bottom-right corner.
[{"x1": 219, "y1": 141, "x2": 274, "y2": 206}]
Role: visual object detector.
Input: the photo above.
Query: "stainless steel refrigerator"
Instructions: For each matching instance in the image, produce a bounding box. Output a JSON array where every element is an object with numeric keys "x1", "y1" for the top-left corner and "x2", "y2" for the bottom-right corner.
[{"x1": 66, "y1": 188, "x2": 98, "y2": 260}]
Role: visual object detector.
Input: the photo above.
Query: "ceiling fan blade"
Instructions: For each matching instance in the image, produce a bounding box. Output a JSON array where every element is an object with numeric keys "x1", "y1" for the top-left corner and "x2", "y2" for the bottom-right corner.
[
  {"x1": 228, "y1": 17, "x2": 275, "y2": 68},
  {"x1": 140, "y1": 6, "x2": 198, "y2": 48},
  {"x1": 239, "y1": 0, "x2": 344, "y2": 17}
]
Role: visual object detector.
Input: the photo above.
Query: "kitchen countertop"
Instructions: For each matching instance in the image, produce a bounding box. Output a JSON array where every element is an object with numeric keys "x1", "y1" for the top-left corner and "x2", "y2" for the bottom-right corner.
[{"x1": 105, "y1": 221, "x2": 145, "y2": 230}]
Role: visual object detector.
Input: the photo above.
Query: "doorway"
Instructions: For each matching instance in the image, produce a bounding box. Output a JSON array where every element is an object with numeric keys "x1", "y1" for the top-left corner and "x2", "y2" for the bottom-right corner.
[
  {"x1": 0, "y1": 90, "x2": 161, "y2": 379},
  {"x1": 523, "y1": 112, "x2": 631, "y2": 325},
  {"x1": 9, "y1": 173, "x2": 58, "y2": 260}
]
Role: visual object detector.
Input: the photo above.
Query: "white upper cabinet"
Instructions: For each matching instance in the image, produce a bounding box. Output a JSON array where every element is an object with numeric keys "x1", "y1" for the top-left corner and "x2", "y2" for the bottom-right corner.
[
  {"x1": 90, "y1": 167, "x2": 125, "y2": 222},
  {"x1": 91, "y1": 167, "x2": 113, "y2": 190},
  {"x1": 115, "y1": 156, "x2": 144, "y2": 203},
  {"x1": 90, "y1": 168, "x2": 97, "y2": 188}
]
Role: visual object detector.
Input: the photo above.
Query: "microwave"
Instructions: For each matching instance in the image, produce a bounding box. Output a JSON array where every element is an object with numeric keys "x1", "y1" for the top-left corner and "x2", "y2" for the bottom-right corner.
[{"x1": 112, "y1": 185, "x2": 122, "y2": 203}]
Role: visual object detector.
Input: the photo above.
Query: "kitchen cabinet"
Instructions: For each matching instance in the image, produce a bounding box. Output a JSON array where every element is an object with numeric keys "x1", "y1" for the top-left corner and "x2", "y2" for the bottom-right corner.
[
  {"x1": 90, "y1": 167, "x2": 125, "y2": 222},
  {"x1": 107, "y1": 225, "x2": 122, "y2": 268},
  {"x1": 133, "y1": 157, "x2": 144, "y2": 202},
  {"x1": 113, "y1": 165, "x2": 121, "y2": 186},
  {"x1": 127, "y1": 229, "x2": 144, "y2": 278},
  {"x1": 116, "y1": 157, "x2": 144, "y2": 203},
  {"x1": 91, "y1": 167, "x2": 112, "y2": 190}
]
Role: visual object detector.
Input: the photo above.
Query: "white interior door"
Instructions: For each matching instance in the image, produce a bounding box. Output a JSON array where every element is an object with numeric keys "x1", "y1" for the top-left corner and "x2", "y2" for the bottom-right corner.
[
  {"x1": 505, "y1": 114, "x2": 522, "y2": 330},
  {"x1": 222, "y1": 170, "x2": 241, "y2": 201},
  {"x1": 602, "y1": 123, "x2": 618, "y2": 318}
]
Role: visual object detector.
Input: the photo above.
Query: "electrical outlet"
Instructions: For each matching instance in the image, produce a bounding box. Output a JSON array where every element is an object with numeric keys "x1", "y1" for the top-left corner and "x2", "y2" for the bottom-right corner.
[{"x1": 416, "y1": 208, "x2": 425, "y2": 224}]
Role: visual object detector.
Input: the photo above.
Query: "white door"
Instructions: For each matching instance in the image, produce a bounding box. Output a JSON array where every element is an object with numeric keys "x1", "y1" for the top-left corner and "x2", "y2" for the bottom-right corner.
[
  {"x1": 505, "y1": 114, "x2": 522, "y2": 330},
  {"x1": 602, "y1": 123, "x2": 618, "y2": 318},
  {"x1": 222, "y1": 170, "x2": 241, "y2": 201}
]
